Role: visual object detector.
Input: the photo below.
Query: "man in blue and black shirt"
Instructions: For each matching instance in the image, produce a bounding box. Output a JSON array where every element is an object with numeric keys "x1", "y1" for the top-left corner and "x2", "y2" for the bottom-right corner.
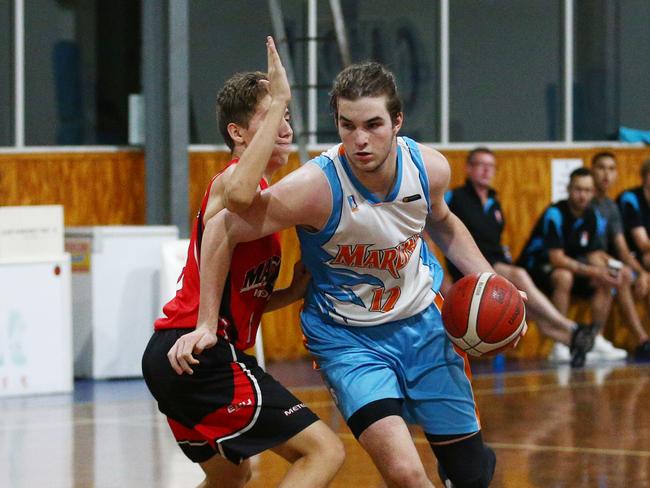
[
  {"x1": 607, "y1": 155, "x2": 650, "y2": 360},
  {"x1": 441, "y1": 148, "x2": 595, "y2": 367},
  {"x1": 518, "y1": 167, "x2": 623, "y2": 364},
  {"x1": 618, "y1": 158, "x2": 650, "y2": 269}
]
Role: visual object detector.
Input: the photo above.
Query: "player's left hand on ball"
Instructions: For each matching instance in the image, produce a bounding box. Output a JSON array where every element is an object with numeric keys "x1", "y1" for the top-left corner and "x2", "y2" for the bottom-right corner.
[
  {"x1": 167, "y1": 326, "x2": 218, "y2": 375},
  {"x1": 510, "y1": 321, "x2": 528, "y2": 349},
  {"x1": 509, "y1": 289, "x2": 528, "y2": 349}
]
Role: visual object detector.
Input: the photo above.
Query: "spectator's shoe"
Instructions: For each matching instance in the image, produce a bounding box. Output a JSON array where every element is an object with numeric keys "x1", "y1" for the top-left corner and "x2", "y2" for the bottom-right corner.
[
  {"x1": 588, "y1": 335, "x2": 628, "y2": 361},
  {"x1": 570, "y1": 323, "x2": 596, "y2": 368},
  {"x1": 548, "y1": 342, "x2": 571, "y2": 363},
  {"x1": 635, "y1": 340, "x2": 650, "y2": 362},
  {"x1": 437, "y1": 463, "x2": 453, "y2": 488}
]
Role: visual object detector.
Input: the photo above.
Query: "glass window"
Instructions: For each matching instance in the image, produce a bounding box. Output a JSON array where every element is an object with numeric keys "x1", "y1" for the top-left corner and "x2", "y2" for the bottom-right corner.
[
  {"x1": 24, "y1": 0, "x2": 140, "y2": 145},
  {"x1": 449, "y1": 0, "x2": 563, "y2": 142},
  {"x1": 189, "y1": 0, "x2": 278, "y2": 145},
  {"x1": 189, "y1": 0, "x2": 438, "y2": 145},
  {"x1": 317, "y1": 1, "x2": 440, "y2": 143},
  {"x1": 575, "y1": 0, "x2": 650, "y2": 140},
  {"x1": 0, "y1": 1, "x2": 13, "y2": 146}
]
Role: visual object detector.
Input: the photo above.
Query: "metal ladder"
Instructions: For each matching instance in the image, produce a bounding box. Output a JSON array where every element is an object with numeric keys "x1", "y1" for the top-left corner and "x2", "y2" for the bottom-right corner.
[{"x1": 267, "y1": 0, "x2": 351, "y2": 162}]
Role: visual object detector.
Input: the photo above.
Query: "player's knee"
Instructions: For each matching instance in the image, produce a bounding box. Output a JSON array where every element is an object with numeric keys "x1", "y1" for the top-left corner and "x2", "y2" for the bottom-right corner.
[
  {"x1": 428, "y1": 431, "x2": 496, "y2": 488},
  {"x1": 315, "y1": 429, "x2": 345, "y2": 471},
  {"x1": 201, "y1": 463, "x2": 251, "y2": 488},
  {"x1": 551, "y1": 268, "x2": 573, "y2": 290},
  {"x1": 620, "y1": 266, "x2": 634, "y2": 285},
  {"x1": 293, "y1": 422, "x2": 345, "y2": 471},
  {"x1": 383, "y1": 458, "x2": 429, "y2": 488},
  {"x1": 512, "y1": 266, "x2": 531, "y2": 287}
]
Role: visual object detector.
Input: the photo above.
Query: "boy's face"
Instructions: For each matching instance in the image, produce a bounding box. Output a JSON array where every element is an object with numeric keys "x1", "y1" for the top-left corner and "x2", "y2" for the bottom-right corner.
[
  {"x1": 591, "y1": 156, "x2": 617, "y2": 193},
  {"x1": 336, "y1": 95, "x2": 402, "y2": 174},
  {"x1": 241, "y1": 94, "x2": 293, "y2": 166}
]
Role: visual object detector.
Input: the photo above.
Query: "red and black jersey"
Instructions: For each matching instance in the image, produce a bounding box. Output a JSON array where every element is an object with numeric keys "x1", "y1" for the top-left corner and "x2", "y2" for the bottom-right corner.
[{"x1": 154, "y1": 159, "x2": 282, "y2": 351}]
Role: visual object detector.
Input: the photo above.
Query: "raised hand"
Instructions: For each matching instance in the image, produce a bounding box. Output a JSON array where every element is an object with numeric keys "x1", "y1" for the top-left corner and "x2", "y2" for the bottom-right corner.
[{"x1": 266, "y1": 36, "x2": 291, "y2": 105}]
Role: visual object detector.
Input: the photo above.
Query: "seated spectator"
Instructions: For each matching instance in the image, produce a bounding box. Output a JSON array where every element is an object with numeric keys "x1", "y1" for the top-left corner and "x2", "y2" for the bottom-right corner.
[
  {"x1": 618, "y1": 158, "x2": 650, "y2": 269},
  {"x1": 438, "y1": 148, "x2": 595, "y2": 367},
  {"x1": 517, "y1": 167, "x2": 627, "y2": 363},
  {"x1": 610, "y1": 156, "x2": 650, "y2": 360}
]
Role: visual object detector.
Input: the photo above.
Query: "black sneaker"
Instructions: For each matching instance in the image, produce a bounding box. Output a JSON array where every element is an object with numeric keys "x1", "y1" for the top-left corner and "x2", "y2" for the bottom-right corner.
[
  {"x1": 635, "y1": 340, "x2": 650, "y2": 362},
  {"x1": 570, "y1": 323, "x2": 596, "y2": 368}
]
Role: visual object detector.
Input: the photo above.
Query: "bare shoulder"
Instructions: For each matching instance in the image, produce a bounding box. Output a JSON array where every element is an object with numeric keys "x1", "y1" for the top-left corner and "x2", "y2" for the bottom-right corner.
[
  {"x1": 265, "y1": 161, "x2": 332, "y2": 229},
  {"x1": 415, "y1": 142, "x2": 450, "y2": 191},
  {"x1": 203, "y1": 167, "x2": 235, "y2": 224}
]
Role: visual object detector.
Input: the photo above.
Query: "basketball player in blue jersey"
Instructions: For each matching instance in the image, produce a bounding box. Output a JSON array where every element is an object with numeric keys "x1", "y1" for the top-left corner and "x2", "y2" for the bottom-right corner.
[{"x1": 171, "y1": 62, "x2": 526, "y2": 487}]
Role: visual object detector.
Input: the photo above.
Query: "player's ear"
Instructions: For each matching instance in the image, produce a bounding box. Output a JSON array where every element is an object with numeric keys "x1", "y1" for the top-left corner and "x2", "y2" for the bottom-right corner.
[
  {"x1": 227, "y1": 122, "x2": 246, "y2": 147},
  {"x1": 392, "y1": 112, "x2": 404, "y2": 133}
]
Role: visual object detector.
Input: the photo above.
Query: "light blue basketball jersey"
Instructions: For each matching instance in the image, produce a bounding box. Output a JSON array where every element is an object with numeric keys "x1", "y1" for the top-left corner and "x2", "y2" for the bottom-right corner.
[
  {"x1": 298, "y1": 138, "x2": 479, "y2": 434},
  {"x1": 297, "y1": 136, "x2": 444, "y2": 326}
]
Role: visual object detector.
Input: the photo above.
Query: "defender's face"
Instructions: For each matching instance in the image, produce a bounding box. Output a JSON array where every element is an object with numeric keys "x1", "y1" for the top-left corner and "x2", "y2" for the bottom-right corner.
[
  {"x1": 568, "y1": 175, "x2": 595, "y2": 211},
  {"x1": 336, "y1": 96, "x2": 402, "y2": 174},
  {"x1": 467, "y1": 152, "x2": 497, "y2": 189},
  {"x1": 592, "y1": 156, "x2": 617, "y2": 192},
  {"x1": 242, "y1": 94, "x2": 293, "y2": 167}
]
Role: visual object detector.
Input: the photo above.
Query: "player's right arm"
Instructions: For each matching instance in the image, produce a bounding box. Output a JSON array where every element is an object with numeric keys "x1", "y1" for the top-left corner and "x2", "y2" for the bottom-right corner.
[
  {"x1": 167, "y1": 163, "x2": 331, "y2": 374},
  {"x1": 204, "y1": 36, "x2": 291, "y2": 221}
]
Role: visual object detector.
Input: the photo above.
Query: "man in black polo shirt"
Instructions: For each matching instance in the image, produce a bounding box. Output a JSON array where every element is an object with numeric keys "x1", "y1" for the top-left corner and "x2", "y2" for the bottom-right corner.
[
  {"x1": 440, "y1": 148, "x2": 594, "y2": 367},
  {"x1": 518, "y1": 167, "x2": 625, "y2": 363},
  {"x1": 593, "y1": 153, "x2": 650, "y2": 360},
  {"x1": 618, "y1": 158, "x2": 650, "y2": 269}
]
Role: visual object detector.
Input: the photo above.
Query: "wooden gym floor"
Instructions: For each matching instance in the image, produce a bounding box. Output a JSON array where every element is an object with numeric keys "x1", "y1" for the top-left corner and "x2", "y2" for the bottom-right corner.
[{"x1": 1, "y1": 360, "x2": 649, "y2": 487}]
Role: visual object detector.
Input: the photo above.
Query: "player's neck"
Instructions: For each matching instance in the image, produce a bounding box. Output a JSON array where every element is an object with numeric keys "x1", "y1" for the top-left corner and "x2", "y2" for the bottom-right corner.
[
  {"x1": 594, "y1": 188, "x2": 607, "y2": 200},
  {"x1": 350, "y1": 147, "x2": 398, "y2": 199},
  {"x1": 567, "y1": 201, "x2": 585, "y2": 217},
  {"x1": 471, "y1": 181, "x2": 489, "y2": 203}
]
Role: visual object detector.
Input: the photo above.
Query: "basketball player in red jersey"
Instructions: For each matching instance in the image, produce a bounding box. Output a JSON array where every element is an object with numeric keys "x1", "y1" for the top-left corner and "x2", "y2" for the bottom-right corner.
[{"x1": 142, "y1": 37, "x2": 343, "y2": 488}]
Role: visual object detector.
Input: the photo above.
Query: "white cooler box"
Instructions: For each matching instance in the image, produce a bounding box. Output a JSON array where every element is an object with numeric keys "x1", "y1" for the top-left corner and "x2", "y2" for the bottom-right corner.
[{"x1": 65, "y1": 226, "x2": 179, "y2": 379}]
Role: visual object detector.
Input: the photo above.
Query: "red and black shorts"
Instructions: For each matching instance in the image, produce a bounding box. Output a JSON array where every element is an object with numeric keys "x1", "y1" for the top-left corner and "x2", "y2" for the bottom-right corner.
[{"x1": 142, "y1": 328, "x2": 319, "y2": 464}]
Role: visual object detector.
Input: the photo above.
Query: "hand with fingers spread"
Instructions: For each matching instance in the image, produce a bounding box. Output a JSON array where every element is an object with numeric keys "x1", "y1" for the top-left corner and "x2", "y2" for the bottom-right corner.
[
  {"x1": 265, "y1": 36, "x2": 291, "y2": 106},
  {"x1": 167, "y1": 324, "x2": 218, "y2": 375}
]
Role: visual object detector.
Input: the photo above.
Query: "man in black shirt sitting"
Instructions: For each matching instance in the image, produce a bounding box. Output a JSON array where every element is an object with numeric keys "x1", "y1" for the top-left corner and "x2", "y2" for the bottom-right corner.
[{"x1": 518, "y1": 167, "x2": 626, "y2": 364}]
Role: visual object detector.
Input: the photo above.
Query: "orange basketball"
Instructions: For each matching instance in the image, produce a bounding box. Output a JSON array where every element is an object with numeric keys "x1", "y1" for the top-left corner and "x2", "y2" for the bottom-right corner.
[{"x1": 441, "y1": 272, "x2": 526, "y2": 357}]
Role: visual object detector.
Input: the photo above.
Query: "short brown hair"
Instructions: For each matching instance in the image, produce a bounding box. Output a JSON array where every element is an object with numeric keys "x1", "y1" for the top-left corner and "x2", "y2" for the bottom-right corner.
[
  {"x1": 591, "y1": 151, "x2": 616, "y2": 166},
  {"x1": 329, "y1": 62, "x2": 402, "y2": 125},
  {"x1": 216, "y1": 71, "x2": 268, "y2": 151},
  {"x1": 467, "y1": 147, "x2": 495, "y2": 165},
  {"x1": 569, "y1": 167, "x2": 592, "y2": 186}
]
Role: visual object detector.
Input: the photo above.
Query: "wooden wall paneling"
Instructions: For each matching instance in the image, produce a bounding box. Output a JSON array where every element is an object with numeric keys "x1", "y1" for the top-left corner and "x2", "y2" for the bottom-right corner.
[
  {"x1": 0, "y1": 152, "x2": 145, "y2": 225},
  {"x1": 4, "y1": 147, "x2": 650, "y2": 362}
]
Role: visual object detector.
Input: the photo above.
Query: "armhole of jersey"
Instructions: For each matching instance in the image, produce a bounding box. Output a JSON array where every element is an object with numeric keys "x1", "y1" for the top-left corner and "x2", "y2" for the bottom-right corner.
[
  {"x1": 296, "y1": 157, "x2": 343, "y2": 246},
  {"x1": 543, "y1": 206, "x2": 564, "y2": 241},
  {"x1": 403, "y1": 137, "x2": 431, "y2": 212},
  {"x1": 620, "y1": 191, "x2": 640, "y2": 212},
  {"x1": 196, "y1": 174, "x2": 221, "y2": 266}
]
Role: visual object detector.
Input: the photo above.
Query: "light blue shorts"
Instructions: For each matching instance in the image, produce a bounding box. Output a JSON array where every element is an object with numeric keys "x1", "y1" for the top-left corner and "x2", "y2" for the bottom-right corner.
[{"x1": 301, "y1": 303, "x2": 480, "y2": 435}]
